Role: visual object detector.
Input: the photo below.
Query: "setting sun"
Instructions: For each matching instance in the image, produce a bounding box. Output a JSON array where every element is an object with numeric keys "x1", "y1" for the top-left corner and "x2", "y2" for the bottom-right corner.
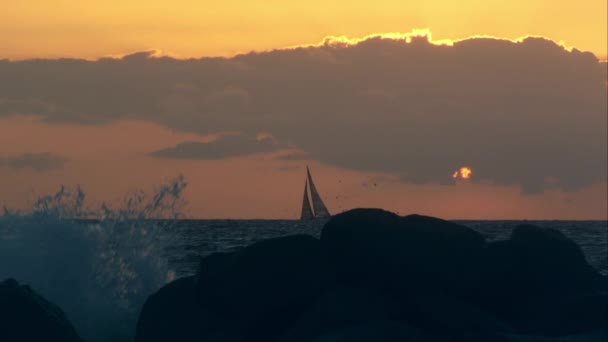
[{"x1": 453, "y1": 167, "x2": 473, "y2": 180}]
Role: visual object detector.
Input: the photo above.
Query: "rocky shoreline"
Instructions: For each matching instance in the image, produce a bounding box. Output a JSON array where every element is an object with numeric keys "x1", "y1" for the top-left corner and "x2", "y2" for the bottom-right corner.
[{"x1": 2, "y1": 209, "x2": 607, "y2": 341}]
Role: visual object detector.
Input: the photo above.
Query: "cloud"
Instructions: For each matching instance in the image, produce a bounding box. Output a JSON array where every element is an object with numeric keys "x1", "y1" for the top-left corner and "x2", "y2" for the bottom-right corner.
[
  {"x1": 0, "y1": 153, "x2": 65, "y2": 171},
  {"x1": 151, "y1": 134, "x2": 277, "y2": 159},
  {"x1": 0, "y1": 32, "x2": 606, "y2": 193}
]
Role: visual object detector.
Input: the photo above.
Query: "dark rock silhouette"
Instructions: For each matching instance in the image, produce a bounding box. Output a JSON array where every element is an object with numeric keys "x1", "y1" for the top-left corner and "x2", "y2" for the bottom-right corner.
[
  {"x1": 277, "y1": 287, "x2": 394, "y2": 342},
  {"x1": 543, "y1": 292, "x2": 608, "y2": 336},
  {"x1": 136, "y1": 209, "x2": 608, "y2": 342},
  {"x1": 320, "y1": 209, "x2": 486, "y2": 296},
  {"x1": 304, "y1": 320, "x2": 436, "y2": 342},
  {"x1": 479, "y1": 224, "x2": 608, "y2": 335},
  {"x1": 390, "y1": 292, "x2": 516, "y2": 342},
  {"x1": 0, "y1": 278, "x2": 83, "y2": 342},
  {"x1": 135, "y1": 276, "x2": 209, "y2": 342},
  {"x1": 195, "y1": 234, "x2": 326, "y2": 340}
]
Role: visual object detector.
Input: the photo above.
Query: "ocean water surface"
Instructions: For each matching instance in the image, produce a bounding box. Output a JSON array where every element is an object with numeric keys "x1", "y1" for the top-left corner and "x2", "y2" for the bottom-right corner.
[{"x1": 164, "y1": 219, "x2": 608, "y2": 278}]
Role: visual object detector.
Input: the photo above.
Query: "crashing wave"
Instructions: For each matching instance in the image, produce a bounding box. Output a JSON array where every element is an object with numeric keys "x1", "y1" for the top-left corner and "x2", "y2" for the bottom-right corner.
[{"x1": 0, "y1": 176, "x2": 186, "y2": 342}]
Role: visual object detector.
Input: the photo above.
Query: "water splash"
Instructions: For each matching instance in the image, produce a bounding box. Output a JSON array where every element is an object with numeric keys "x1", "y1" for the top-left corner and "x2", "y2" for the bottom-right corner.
[{"x1": 0, "y1": 176, "x2": 187, "y2": 342}]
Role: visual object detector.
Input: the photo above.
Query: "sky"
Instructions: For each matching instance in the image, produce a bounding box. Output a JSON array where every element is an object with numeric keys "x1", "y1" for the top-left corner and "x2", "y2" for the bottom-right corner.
[
  {"x1": 0, "y1": 1, "x2": 606, "y2": 219},
  {"x1": 1, "y1": 1, "x2": 607, "y2": 60}
]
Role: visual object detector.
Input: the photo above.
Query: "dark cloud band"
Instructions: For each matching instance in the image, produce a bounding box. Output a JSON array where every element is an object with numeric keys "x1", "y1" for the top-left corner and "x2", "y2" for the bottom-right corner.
[
  {"x1": 0, "y1": 36, "x2": 606, "y2": 192},
  {"x1": 151, "y1": 134, "x2": 278, "y2": 160}
]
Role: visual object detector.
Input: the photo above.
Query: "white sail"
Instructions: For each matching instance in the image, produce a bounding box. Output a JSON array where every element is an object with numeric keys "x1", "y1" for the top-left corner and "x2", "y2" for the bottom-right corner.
[
  {"x1": 306, "y1": 166, "x2": 331, "y2": 218},
  {"x1": 300, "y1": 179, "x2": 314, "y2": 220}
]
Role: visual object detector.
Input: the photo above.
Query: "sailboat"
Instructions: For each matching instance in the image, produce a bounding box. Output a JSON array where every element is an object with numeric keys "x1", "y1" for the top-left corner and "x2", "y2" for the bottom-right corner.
[{"x1": 300, "y1": 166, "x2": 331, "y2": 220}]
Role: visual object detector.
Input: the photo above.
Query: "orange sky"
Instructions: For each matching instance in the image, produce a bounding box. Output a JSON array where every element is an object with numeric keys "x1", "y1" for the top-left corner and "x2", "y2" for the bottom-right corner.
[
  {"x1": 0, "y1": 1, "x2": 606, "y2": 219},
  {"x1": 0, "y1": 117, "x2": 605, "y2": 219},
  {"x1": 1, "y1": 0, "x2": 606, "y2": 60}
]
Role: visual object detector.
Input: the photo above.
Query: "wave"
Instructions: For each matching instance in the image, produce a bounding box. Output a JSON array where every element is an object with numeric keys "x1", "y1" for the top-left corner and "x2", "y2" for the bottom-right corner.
[{"x1": 0, "y1": 176, "x2": 187, "y2": 342}]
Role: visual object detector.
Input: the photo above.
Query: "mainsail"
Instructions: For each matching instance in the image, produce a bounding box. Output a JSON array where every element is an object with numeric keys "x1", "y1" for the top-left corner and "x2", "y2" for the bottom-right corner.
[
  {"x1": 307, "y1": 167, "x2": 331, "y2": 218},
  {"x1": 300, "y1": 179, "x2": 314, "y2": 220},
  {"x1": 299, "y1": 166, "x2": 331, "y2": 219}
]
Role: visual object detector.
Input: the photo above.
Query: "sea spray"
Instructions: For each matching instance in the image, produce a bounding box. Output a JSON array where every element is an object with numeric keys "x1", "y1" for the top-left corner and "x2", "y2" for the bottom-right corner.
[{"x1": 0, "y1": 176, "x2": 187, "y2": 342}]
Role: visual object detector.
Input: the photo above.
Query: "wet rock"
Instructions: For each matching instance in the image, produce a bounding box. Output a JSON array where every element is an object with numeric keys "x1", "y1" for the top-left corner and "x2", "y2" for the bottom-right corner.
[{"x1": 0, "y1": 278, "x2": 83, "y2": 342}]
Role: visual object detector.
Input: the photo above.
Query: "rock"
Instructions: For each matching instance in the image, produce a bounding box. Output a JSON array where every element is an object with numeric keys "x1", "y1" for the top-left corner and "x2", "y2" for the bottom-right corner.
[
  {"x1": 278, "y1": 287, "x2": 392, "y2": 342},
  {"x1": 195, "y1": 234, "x2": 327, "y2": 340},
  {"x1": 0, "y1": 278, "x2": 84, "y2": 342},
  {"x1": 136, "y1": 211, "x2": 605, "y2": 341},
  {"x1": 310, "y1": 320, "x2": 448, "y2": 342},
  {"x1": 135, "y1": 276, "x2": 212, "y2": 342},
  {"x1": 525, "y1": 292, "x2": 608, "y2": 336},
  {"x1": 320, "y1": 209, "x2": 487, "y2": 296},
  {"x1": 511, "y1": 225, "x2": 603, "y2": 292},
  {"x1": 551, "y1": 292, "x2": 608, "y2": 335},
  {"x1": 479, "y1": 224, "x2": 607, "y2": 334},
  {"x1": 391, "y1": 292, "x2": 514, "y2": 341},
  {"x1": 504, "y1": 330, "x2": 608, "y2": 342},
  {"x1": 280, "y1": 284, "x2": 515, "y2": 342}
]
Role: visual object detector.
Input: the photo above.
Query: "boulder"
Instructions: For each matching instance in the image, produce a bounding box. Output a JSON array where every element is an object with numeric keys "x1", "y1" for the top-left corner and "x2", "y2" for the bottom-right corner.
[
  {"x1": 391, "y1": 292, "x2": 514, "y2": 341},
  {"x1": 310, "y1": 320, "x2": 448, "y2": 342},
  {"x1": 520, "y1": 292, "x2": 608, "y2": 336},
  {"x1": 504, "y1": 330, "x2": 608, "y2": 342},
  {"x1": 135, "y1": 276, "x2": 212, "y2": 342},
  {"x1": 136, "y1": 211, "x2": 605, "y2": 341},
  {"x1": 0, "y1": 278, "x2": 83, "y2": 342},
  {"x1": 478, "y1": 224, "x2": 607, "y2": 334},
  {"x1": 278, "y1": 287, "x2": 392, "y2": 342},
  {"x1": 195, "y1": 234, "x2": 327, "y2": 340},
  {"x1": 549, "y1": 292, "x2": 608, "y2": 335},
  {"x1": 320, "y1": 209, "x2": 487, "y2": 296}
]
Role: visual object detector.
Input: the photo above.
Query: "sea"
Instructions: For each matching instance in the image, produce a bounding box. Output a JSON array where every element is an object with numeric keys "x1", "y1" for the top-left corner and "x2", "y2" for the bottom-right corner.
[
  {"x1": 164, "y1": 219, "x2": 608, "y2": 278},
  {"x1": 0, "y1": 181, "x2": 606, "y2": 341}
]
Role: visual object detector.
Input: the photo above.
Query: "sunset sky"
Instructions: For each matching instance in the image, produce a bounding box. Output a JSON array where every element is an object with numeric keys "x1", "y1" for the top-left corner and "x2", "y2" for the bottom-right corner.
[
  {"x1": 0, "y1": 1, "x2": 606, "y2": 219},
  {"x1": 2, "y1": 0, "x2": 607, "y2": 60}
]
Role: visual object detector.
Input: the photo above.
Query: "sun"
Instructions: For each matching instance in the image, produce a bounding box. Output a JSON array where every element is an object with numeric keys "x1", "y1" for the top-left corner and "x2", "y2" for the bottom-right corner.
[{"x1": 453, "y1": 167, "x2": 472, "y2": 180}]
